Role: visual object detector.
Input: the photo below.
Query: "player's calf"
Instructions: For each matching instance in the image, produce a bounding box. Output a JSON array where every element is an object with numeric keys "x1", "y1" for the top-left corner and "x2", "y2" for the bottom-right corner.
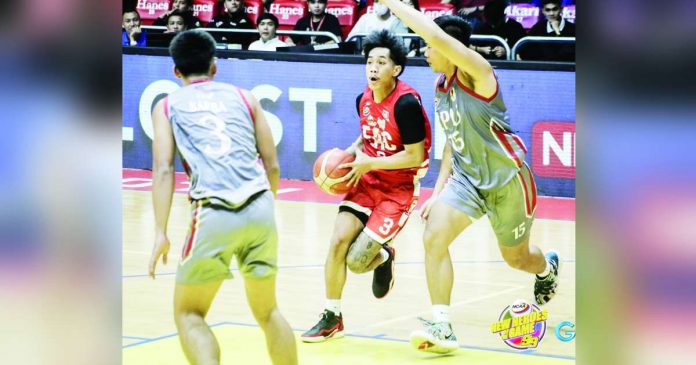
[{"x1": 345, "y1": 232, "x2": 383, "y2": 274}]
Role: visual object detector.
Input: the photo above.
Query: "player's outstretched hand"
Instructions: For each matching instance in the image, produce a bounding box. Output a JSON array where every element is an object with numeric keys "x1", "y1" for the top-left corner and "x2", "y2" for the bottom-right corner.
[
  {"x1": 419, "y1": 197, "x2": 437, "y2": 221},
  {"x1": 340, "y1": 149, "x2": 373, "y2": 187},
  {"x1": 149, "y1": 233, "x2": 171, "y2": 279}
]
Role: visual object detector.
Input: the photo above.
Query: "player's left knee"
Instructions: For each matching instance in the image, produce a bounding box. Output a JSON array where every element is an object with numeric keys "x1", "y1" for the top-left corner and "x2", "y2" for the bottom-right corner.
[
  {"x1": 173, "y1": 310, "x2": 205, "y2": 330},
  {"x1": 346, "y1": 234, "x2": 381, "y2": 274}
]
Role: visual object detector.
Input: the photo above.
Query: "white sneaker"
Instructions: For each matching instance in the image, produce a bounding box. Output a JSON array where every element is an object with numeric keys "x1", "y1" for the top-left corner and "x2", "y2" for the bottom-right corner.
[{"x1": 409, "y1": 318, "x2": 459, "y2": 354}]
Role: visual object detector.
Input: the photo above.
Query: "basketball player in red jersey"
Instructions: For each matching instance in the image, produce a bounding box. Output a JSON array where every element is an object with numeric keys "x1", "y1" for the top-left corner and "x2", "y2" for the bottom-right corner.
[{"x1": 302, "y1": 29, "x2": 432, "y2": 343}]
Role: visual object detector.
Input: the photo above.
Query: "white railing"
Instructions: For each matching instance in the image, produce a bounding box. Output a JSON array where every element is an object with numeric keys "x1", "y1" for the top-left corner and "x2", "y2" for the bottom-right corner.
[
  {"x1": 141, "y1": 26, "x2": 341, "y2": 45},
  {"x1": 470, "y1": 35, "x2": 512, "y2": 60},
  {"x1": 510, "y1": 36, "x2": 575, "y2": 60},
  {"x1": 347, "y1": 33, "x2": 511, "y2": 59}
]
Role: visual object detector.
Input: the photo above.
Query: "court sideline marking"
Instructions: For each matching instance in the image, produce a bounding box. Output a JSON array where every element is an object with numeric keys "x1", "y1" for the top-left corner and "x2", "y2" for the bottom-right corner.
[{"x1": 123, "y1": 321, "x2": 575, "y2": 361}]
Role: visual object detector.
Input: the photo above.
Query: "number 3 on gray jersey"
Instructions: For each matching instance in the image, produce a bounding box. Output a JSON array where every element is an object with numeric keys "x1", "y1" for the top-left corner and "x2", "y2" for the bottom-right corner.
[{"x1": 199, "y1": 115, "x2": 231, "y2": 158}]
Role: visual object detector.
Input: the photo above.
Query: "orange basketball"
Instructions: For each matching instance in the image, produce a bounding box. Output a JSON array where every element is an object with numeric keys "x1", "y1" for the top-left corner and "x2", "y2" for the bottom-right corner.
[{"x1": 313, "y1": 148, "x2": 356, "y2": 195}]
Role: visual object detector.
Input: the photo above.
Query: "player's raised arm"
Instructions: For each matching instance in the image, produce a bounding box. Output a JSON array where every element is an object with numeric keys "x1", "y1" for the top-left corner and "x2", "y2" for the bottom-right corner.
[
  {"x1": 381, "y1": 0, "x2": 495, "y2": 94},
  {"x1": 150, "y1": 97, "x2": 175, "y2": 278},
  {"x1": 243, "y1": 89, "x2": 280, "y2": 197}
]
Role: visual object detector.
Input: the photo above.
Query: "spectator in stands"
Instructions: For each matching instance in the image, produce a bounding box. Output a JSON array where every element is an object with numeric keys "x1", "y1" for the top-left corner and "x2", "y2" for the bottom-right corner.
[
  {"x1": 346, "y1": 0, "x2": 408, "y2": 44},
  {"x1": 473, "y1": 0, "x2": 525, "y2": 59},
  {"x1": 165, "y1": 11, "x2": 189, "y2": 33},
  {"x1": 521, "y1": 0, "x2": 575, "y2": 61},
  {"x1": 444, "y1": 0, "x2": 491, "y2": 31},
  {"x1": 287, "y1": 0, "x2": 343, "y2": 46},
  {"x1": 208, "y1": 0, "x2": 256, "y2": 49},
  {"x1": 122, "y1": 9, "x2": 147, "y2": 46},
  {"x1": 154, "y1": 0, "x2": 204, "y2": 28},
  {"x1": 249, "y1": 13, "x2": 288, "y2": 51},
  {"x1": 401, "y1": 0, "x2": 424, "y2": 57}
]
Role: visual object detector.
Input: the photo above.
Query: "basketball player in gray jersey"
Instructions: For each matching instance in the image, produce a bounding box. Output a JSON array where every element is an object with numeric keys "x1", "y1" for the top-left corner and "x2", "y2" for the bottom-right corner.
[
  {"x1": 382, "y1": 0, "x2": 560, "y2": 354},
  {"x1": 148, "y1": 30, "x2": 297, "y2": 365}
]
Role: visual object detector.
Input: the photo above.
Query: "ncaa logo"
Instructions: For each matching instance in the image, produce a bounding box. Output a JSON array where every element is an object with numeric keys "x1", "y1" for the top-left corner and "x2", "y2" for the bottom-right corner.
[
  {"x1": 363, "y1": 106, "x2": 370, "y2": 116},
  {"x1": 511, "y1": 302, "x2": 530, "y2": 314}
]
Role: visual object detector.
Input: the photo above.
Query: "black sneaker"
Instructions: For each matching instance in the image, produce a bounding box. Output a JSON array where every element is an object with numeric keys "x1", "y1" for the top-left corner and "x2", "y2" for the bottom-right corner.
[
  {"x1": 535, "y1": 250, "x2": 560, "y2": 305},
  {"x1": 372, "y1": 245, "x2": 395, "y2": 299},
  {"x1": 300, "y1": 310, "x2": 344, "y2": 343}
]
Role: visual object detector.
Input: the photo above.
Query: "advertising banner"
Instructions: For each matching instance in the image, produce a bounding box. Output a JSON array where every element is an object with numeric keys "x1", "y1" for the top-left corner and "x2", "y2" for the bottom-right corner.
[{"x1": 123, "y1": 54, "x2": 575, "y2": 196}]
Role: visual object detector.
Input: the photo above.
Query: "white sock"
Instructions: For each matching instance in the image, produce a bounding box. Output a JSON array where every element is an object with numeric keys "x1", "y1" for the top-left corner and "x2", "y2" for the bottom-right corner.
[
  {"x1": 325, "y1": 299, "x2": 341, "y2": 316},
  {"x1": 378, "y1": 247, "x2": 389, "y2": 264},
  {"x1": 538, "y1": 258, "x2": 551, "y2": 277},
  {"x1": 432, "y1": 304, "x2": 450, "y2": 323}
]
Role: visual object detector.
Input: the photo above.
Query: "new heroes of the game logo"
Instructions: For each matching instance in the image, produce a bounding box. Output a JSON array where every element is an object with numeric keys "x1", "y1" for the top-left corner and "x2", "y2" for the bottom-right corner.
[{"x1": 491, "y1": 300, "x2": 549, "y2": 349}]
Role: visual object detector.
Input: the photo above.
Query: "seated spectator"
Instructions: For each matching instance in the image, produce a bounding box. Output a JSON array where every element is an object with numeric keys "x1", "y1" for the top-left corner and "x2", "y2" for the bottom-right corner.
[
  {"x1": 207, "y1": 0, "x2": 256, "y2": 49},
  {"x1": 445, "y1": 0, "x2": 491, "y2": 31},
  {"x1": 346, "y1": 0, "x2": 408, "y2": 44},
  {"x1": 473, "y1": 0, "x2": 525, "y2": 59},
  {"x1": 165, "y1": 11, "x2": 188, "y2": 33},
  {"x1": 287, "y1": 0, "x2": 343, "y2": 46},
  {"x1": 122, "y1": 9, "x2": 147, "y2": 46},
  {"x1": 521, "y1": 0, "x2": 575, "y2": 61},
  {"x1": 153, "y1": 0, "x2": 204, "y2": 28},
  {"x1": 248, "y1": 13, "x2": 289, "y2": 51},
  {"x1": 263, "y1": 0, "x2": 275, "y2": 11},
  {"x1": 401, "y1": 0, "x2": 423, "y2": 57}
]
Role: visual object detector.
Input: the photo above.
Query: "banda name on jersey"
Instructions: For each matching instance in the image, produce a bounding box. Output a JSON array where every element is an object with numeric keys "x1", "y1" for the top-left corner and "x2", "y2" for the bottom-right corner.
[{"x1": 187, "y1": 100, "x2": 228, "y2": 113}]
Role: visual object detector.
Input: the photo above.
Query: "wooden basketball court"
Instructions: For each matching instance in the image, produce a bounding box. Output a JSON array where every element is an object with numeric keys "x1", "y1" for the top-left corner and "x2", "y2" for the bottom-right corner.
[{"x1": 122, "y1": 170, "x2": 575, "y2": 364}]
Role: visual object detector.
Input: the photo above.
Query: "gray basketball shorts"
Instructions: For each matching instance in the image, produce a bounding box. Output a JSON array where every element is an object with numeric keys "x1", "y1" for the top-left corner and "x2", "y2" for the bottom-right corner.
[
  {"x1": 176, "y1": 190, "x2": 278, "y2": 284},
  {"x1": 438, "y1": 164, "x2": 538, "y2": 246}
]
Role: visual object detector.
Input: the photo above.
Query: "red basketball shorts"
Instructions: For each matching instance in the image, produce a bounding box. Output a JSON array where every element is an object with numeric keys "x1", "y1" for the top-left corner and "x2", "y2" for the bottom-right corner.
[{"x1": 340, "y1": 177, "x2": 419, "y2": 244}]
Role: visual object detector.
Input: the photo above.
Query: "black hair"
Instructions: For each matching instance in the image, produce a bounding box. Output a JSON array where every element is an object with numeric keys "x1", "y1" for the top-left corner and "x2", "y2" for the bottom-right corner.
[
  {"x1": 308, "y1": 0, "x2": 328, "y2": 4},
  {"x1": 484, "y1": 0, "x2": 507, "y2": 24},
  {"x1": 256, "y1": 13, "x2": 279, "y2": 28},
  {"x1": 362, "y1": 29, "x2": 408, "y2": 77},
  {"x1": 405, "y1": 0, "x2": 420, "y2": 11},
  {"x1": 217, "y1": 0, "x2": 247, "y2": 15},
  {"x1": 542, "y1": 0, "x2": 562, "y2": 7},
  {"x1": 167, "y1": 9, "x2": 188, "y2": 24},
  {"x1": 433, "y1": 15, "x2": 472, "y2": 47},
  {"x1": 169, "y1": 30, "x2": 217, "y2": 76},
  {"x1": 122, "y1": 8, "x2": 141, "y2": 19}
]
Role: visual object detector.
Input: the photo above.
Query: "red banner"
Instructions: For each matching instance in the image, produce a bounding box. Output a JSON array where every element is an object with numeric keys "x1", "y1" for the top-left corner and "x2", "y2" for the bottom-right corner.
[{"x1": 531, "y1": 121, "x2": 575, "y2": 179}]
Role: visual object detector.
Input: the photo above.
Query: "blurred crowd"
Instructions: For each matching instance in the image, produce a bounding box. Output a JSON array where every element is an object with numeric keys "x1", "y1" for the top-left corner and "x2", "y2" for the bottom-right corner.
[{"x1": 123, "y1": 0, "x2": 575, "y2": 61}]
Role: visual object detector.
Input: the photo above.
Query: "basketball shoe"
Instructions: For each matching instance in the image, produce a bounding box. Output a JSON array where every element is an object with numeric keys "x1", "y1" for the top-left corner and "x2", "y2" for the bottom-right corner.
[
  {"x1": 372, "y1": 245, "x2": 395, "y2": 298},
  {"x1": 534, "y1": 250, "x2": 560, "y2": 305},
  {"x1": 301, "y1": 310, "x2": 344, "y2": 343},
  {"x1": 409, "y1": 318, "x2": 459, "y2": 354}
]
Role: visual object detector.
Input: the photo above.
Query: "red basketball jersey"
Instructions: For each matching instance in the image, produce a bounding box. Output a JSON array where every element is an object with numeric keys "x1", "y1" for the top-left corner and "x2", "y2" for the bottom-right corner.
[{"x1": 357, "y1": 80, "x2": 432, "y2": 187}]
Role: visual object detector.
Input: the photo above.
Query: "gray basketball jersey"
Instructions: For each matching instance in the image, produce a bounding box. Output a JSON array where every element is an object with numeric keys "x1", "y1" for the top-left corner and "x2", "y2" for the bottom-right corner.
[
  {"x1": 166, "y1": 80, "x2": 269, "y2": 207},
  {"x1": 434, "y1": 73, "x2": 527, "y2": 190}
]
